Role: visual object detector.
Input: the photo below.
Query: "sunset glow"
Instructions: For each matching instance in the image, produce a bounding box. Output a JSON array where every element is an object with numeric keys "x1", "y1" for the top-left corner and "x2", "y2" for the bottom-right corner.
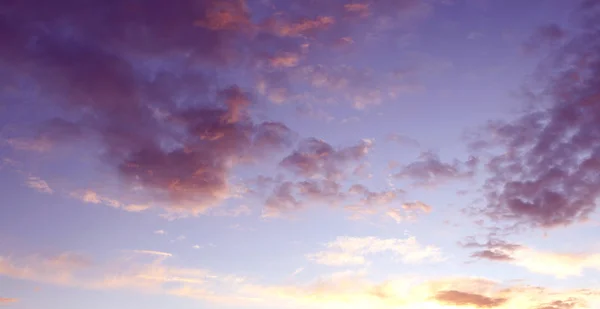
[{"x1": 1, "y1": 0, "x2": 600, "y2": 308}]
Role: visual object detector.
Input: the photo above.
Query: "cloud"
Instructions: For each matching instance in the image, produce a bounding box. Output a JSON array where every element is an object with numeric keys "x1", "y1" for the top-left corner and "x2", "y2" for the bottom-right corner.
[
  {"x1": 0, "y1": 0, "x2": 303, "y2": 217},
  {"x1": 536, "y1": 298, "x2": 586, "y2": 309},
  {"x1": 268, "y1": 52, "x2": 301, "y2": 68},
  {"x1": 0, "y1": 298, "x2": 18, "y2": 304},
  {"x1": 0, "y1": 249, "x2": 243, "y2": 303},
  {"x1": 130, "y1": 250, "x2": 173, "y2": 257},
  {"x1": 210, "y1": 204, "x2": 252, "y2": 217},
  {"x1": 435, "y1": 290, "x2": 507, "y2": 308},
  {"x1": 292, "y1": 268, "x2": 304, "y2": 276},
  {"x1": 3, "y1": 118, "x2": 82, "y2": 152},
  {"x1": 0, "y1": 0, "x2": 439, "y2": 221},
  {"x1": 25, "y1": 176, "x2": 53, "y2": 194},
  {"x1": 462, "y1": 237, "x2": 522, "y2": 262},
  {"x1": 123, "y1": 204, "x2": 151, "y2": 213},
  {"x1": 263, "y1": 138, "x2": 379, "y2": 217},
  {"x1": 263, "y1": 16, "x2": 336, "y2": 38},
  {"x1": 464, "y1": 237, "x2": 600, "y2": 278},
  {"x1": 387, "y1": 133, "x2": 420, "y2": 148},
  {"x1": 306, "y1": 236, "x2": 444, "y2": 266},
  {"x1": 242, "y1": 274, "x2": 600, "y2": 309},
  {"x1": 394, "y1": 151, "x2": 478, "y2": 187},
  {"x1": 1, "y1": 248, "x2": 600, "y2": 309},
  {"x1": 263, "y1": 181, "x2": 303, "y2": 218},
  {"x1": 280, "y1": 138, "x2": 373, "y2": 181},
  {"x1": 70, "y1": 190, "x2": 148, "y2": 212},
  {"x1": 511, "y1": 249, "x2": 600, "y2": 278},
  {"x1": 477, "y1": 2, "x2": 600, "y2": 228},
  {"x1": 0, "y1": 252, "x2": 92, "y2": 286},
  {"x1": 523, "y1": 24, "x2": 566, "y2": 53},
  {"x1": 154, "y1": 230, "x2": 166, "y2": 235}
]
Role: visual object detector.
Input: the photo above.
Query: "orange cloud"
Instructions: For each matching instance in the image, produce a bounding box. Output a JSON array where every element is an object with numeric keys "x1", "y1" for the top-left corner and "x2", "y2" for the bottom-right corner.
[
  {"x1": 69, "y1": 190, "x2": 151, "y2": 213},
  {"x1": 435, "y1": 290, "x2": 507, "y2": 308},
  {"x1": 344, "y1": 3, "x2": 370, "y2": 18},
  {"x1": 265, "y1": 16, "x2": 335, "y2": 37},
  {"x1": 0, "y1": 298, "x2": 18, "y2": 304},
  {"x1": 1, "y1": 249, "x2": 600, "y2": 308},
  {"x1": 269, "y1": 52, "x2": 300, "y2": 68}
]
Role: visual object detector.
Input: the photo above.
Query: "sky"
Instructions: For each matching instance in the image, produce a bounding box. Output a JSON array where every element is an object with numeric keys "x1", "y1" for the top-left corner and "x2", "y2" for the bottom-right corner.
[{"x1": 1, "y1": 0, "x2": 600, "y2": 308}]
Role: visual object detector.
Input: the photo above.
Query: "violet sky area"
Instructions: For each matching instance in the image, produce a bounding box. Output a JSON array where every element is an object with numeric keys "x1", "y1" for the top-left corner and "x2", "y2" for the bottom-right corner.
[{"x1": 2, "y1": 0, "x2": 600, "y2": 308}]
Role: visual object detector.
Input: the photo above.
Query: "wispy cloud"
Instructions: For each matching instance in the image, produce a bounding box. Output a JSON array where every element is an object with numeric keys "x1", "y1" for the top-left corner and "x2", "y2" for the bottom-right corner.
[
  {"x1": 70, "y1": 190, "x2": 150, "y2": 213},
  {"x1": 0, "y1": 297, "x2": 18, "y2": 304},
  {"x1": 306, "y1": 236, "x2": 444, "y2": 266},
  {"x1": 25, "y1": 177, "x2": 53, "y2": 194}
]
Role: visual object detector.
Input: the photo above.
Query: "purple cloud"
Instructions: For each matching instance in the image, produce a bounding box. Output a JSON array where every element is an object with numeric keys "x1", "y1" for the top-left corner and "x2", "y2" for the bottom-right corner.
[{"x1": 479, "y1": 1, "x2": 600, "y2": 228}]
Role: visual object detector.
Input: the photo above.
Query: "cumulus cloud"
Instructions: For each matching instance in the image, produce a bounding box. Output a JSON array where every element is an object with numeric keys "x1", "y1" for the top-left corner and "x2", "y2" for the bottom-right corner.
[
  {"x1": 263, "y1": 138, "x2": 380, "y2": 217},
  {"x1": 476, "y1": 1, "x2": 600, "y2": 228},
  {"x1": 394, "y1": 151, "x2": 478, "y2": 187},
  {"x1": 0, "y1": 0, "x2": 441, "y2": 219},
  {"x1": 280, "y1": 138, "x2": 373, "y2": 181},
  {"x1": 0, "y1": 0, "x2": 303, "y2": 216},
  {"x1": 306, "y1": 236, "x2": 444, "y2": 266}
]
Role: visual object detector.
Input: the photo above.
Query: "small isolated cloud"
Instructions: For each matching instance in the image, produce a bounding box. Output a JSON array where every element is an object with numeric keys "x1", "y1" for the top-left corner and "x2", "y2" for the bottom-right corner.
[
  {"x1": 387, "y1": 133, "x2": 420, "y2": 148},
  {"x1": 70, "y1": 190, "x2": 150, "y2": 213},
  {"x1": 394, "y1": 151, "x2": 478, "y2": 187},
  {"x1": 123, "y1": 204, "x2": 151, "y2": 213},
  {"x1": 171, "y1": 235, "x2": 186, "y2": 243},
  {"x1": 265, "y1": 16, "x2": 336, "y2": 38},
  {"x1": 269, "y1": 52, "x2": 300, "y2": 68},
  {"x1": 192, "y1": 245, "x2": 202, "y2": 250},
  {"x1": 292, "y1": 268, "x2": 304, "y2": 276},
  {"x1": 462, "y1": 237, "x2": 522, "y2": 262},
  {"x1": 25, "y1": 176, "x2": 53, "y2": 194},
  {"x1": 131, "y1": 250, "x2": 173, "y2": 258},
  {"x1": 535, "y1": 298, "x2": 587, "y2": 309},
  {"x1": 0, "y1": 298, "x2": 18, "y2": 304},
  {"x1": 70, "y1": 190, "x2": 120, "y2": 208},
  {"x1": 154, "y1": 230, "x2": 166, "y2": 235},
  {"x1": 386, "y1": 201, "x2": 433, "y2": 223},
  {"x1": 262, "y1": 138, "x2": 374, "y2": 218},
  {"x1": 211, "y1": 204, "x2": 252, "y2": 217},
  {"x1": 280, "y1": 138, "x2": 373, "y2": 181},
  {"x1": 306, "y1": 236, "x2": 444, "y2": 266},
  {"x1": 435, "y1": 290, "x2": 507, "y2": 308}
]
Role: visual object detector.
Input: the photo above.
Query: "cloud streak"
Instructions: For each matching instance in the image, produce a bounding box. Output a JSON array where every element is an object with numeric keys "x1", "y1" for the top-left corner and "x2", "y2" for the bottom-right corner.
[{"x1": 306, "y1": 236, "x2": 444, "y2": 266}]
